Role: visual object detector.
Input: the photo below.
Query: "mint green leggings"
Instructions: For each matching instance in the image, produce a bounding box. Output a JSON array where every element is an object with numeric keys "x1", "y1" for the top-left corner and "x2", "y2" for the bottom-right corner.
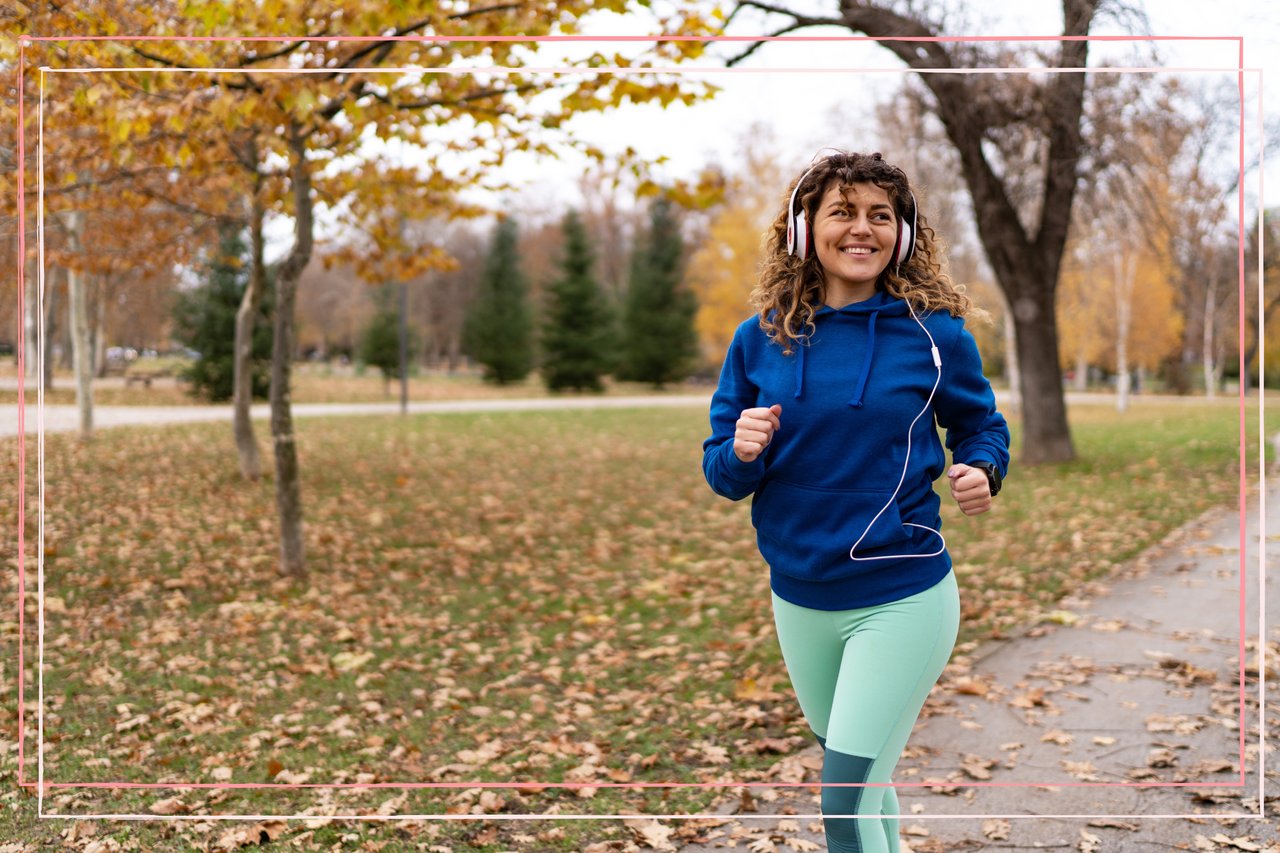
[{"x1": 770, "y1": 571, "x2": 959, "y2": 853}]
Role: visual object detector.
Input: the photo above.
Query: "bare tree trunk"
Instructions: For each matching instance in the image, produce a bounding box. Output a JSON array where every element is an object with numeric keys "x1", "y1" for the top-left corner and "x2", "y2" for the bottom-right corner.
[
  {"x1": 68, "y1": 272, "x2": 94, "y2": 437},
  {"x1": 1074, "y1": 346, "x2": 1088, "y2": 393},
  {"x1": 58, "y1": 282, "x2": 73, "y2": 371},
  {"x1": 43, "y1": 266, "x2": 58, "y2": 392},
  {"x1": 93, "y1": 276, "x2": 107, "y2": 378},
  {"x1": 270, "y1": 127, "x2": 314, "y2": 579},
  {"x1": 1011, "y1": 288, "x2": 1074, "y2": 463},
  {"x1": 63, "y1": 211, "x2": 94, "y2": 438},
  {"x1": 1203, "y1": 271, "x2": 1217, "y2": 399},
  {"x1": 234, "y1": 167, "x2": 267, "y2": 481},
  {"x1": 1114, "y1": 250, "x2": 1134, "y2": 413},
  {"x1": 23, "y1": 253, "x2": 38, "y2": 380}
]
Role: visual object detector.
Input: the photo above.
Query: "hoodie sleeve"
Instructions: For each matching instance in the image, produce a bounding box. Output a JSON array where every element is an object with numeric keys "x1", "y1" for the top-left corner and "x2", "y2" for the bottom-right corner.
[
  {"x1": 702, "y1": 323, "x2": 767, "y2": 501},
  {"x1": 934, "y1": 323, "x2": 1011, "y2": 478}
]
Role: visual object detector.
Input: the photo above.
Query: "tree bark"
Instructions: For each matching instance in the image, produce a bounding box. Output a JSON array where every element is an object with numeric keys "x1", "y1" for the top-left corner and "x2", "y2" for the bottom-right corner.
[
  {"x1": 43, "y1": 266, "x2": 58, "y2": 392},
  {"x1": 1010, "y1": 282, "x2": 1074, "y2": 463},
  {"x1": 58, "y1": 280, "x2": 74, "y2": 372},
  {"x1": 1113, "y1": 250, "x2": 1134, "y2": 413},
  {"x1": 67, "y1": 266, "x2": 94, "y2": 437},
  {"x1": 234, "y1": 167, "x2": 268, "y2": 481},
  {"x1": 813, "y1": 0, "x2": 1096, "y2": 463},
  {"x1": 93, "y1": 276, "x2": 107, "y2": 378},
  {"x1": 1203, "y1": 271, "x2": 1217, "y2": 399},
  {"x1": 63, "y1": 210, "x2": 94, "y2": 438},
  {"x1": 23, "y1": 253, "x2": 38, "y2": 381},
  {"x1": 270, "y1": 127, "x2": 314, "y2": 579}
]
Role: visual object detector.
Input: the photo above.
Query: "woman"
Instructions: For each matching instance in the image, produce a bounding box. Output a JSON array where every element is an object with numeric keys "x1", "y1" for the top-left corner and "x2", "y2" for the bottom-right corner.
[{"x1": 702, "y1": 152, "x2": 1009, "y2": 853}]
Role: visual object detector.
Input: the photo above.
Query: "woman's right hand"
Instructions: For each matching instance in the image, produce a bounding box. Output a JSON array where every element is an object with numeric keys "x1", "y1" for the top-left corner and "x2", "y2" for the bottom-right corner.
[{"x1": 734, "y1": 404, "x2": 782, "y2": 463}]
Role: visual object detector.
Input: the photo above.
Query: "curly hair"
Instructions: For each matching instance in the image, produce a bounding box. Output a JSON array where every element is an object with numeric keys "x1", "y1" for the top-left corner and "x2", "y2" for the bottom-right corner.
[{"x1": 751, "y1": 151, "x2": 987, "y2": 356}]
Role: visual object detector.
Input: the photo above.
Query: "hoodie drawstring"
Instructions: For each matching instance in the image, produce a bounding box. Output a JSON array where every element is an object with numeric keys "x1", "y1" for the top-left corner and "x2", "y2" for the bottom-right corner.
[
  {"x1": 847, "y1": 310, "x2": 878, "y2": 407},
  {"x1": 794, "y1": 336, "x2": 806, "y2": 399}
]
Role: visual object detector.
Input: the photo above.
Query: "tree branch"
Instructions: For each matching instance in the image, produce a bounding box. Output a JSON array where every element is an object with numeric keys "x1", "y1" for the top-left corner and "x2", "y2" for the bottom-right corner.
[
  {"x1": 393, "y1": 82, "x2": 542, "y2": 111},
  {"x1": 22, "y1": 165, "x2": 174, "y2": 198},
  {"x1": 722, "y1": 17, "x2": 829, "y2": 67}
]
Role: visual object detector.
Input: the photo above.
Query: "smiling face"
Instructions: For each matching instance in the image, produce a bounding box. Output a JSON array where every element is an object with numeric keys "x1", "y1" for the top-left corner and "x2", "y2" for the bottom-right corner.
[{"x1": 812, "y1": 181, "x2": 898, "y2": 308}]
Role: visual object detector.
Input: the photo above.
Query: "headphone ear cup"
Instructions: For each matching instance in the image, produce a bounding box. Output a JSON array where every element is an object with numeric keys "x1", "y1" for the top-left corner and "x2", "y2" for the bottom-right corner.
[
  {"x1": 795, "y1": 213, "x2": 808, "y2": 261},
  {"x1": 896, "y1": 221, "x2": 913, "y2": 266}
]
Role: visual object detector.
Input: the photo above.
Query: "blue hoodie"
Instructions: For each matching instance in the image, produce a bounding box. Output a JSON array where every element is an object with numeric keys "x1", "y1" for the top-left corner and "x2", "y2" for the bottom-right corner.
[{"x1": 702, "y1": 291, "x2": 1010, "y2": 611}]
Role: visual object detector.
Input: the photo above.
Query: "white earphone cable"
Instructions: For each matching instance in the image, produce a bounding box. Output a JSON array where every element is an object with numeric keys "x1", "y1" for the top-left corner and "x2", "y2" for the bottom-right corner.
[{"x1": 849, "y1": 300, "x2": 946, "y2": 562}]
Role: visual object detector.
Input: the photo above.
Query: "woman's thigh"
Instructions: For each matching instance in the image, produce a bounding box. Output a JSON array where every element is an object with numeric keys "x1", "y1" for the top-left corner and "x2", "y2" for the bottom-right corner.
[{"x1": 771, "y1": 572, "x2": 959, "y2": 760}]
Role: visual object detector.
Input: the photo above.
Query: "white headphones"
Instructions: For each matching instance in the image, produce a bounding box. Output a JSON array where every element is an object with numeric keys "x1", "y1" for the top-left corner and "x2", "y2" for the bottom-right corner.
[{"x1": 785, "y1": 156, "x2": 918, "y2": 269}]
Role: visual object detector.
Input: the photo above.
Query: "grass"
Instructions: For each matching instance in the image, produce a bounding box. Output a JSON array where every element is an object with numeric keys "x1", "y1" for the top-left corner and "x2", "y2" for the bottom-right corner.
[{"x1": 0, "y1": 399, "x2": 1273, "y2": 850}]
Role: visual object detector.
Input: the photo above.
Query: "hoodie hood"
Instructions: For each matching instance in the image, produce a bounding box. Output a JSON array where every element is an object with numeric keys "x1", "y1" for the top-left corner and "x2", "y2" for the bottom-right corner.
[{"x1": 795, "y1": 291, "x2": 912, "y2": 405}]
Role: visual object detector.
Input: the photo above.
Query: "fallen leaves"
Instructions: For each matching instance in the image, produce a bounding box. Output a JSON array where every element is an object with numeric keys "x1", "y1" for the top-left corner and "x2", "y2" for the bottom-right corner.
[
  {"x1": 959, "y1": 754, "x2": 995, "y2": 780},
  {"x1": 623, "y1": 815, "x2": 677, "y2": 852},
  {"x1": 148, "y1": 796, "x2": 186, "y2": 815},
  {"x1": 1060, "y1": 760, "x2": 1101, "y2": 781},
  {"x1": 1078, "y1": 829, "x2": 1102, "y2": 853},
  {"x1": 1145, "y1": 713, "x2": 1205, "y2": 735},
  {"x1": 950, "y1": 677, "x2": 987, "y2": 696},
  {"x1": 981, "y1": 819, "x2": 1010, "y2": 841},
  {"x1": 1039, "y1": 729, "x2": 1074, "y2": 747},
  {"x1": 212, "y1": 821, "x2": 288, "y2": 850}
]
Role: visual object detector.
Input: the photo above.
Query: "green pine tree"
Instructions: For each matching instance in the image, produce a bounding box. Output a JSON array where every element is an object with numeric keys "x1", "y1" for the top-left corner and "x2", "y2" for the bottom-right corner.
[
  {"x1": 359, "y1": 283, "x2": 418, "y2": 396},
  {"x1": 540, "y1": 210, "x2": 614, "y2": 393},
  {"x1": 171, "y1": 225, "x2": 274, "y2": 403},
  {"x1": 464, "y1": 216, "x2": 534, "y2": 385},
  {"x1": 618, "y1": 196, "x2": 698, "y2": 388}
]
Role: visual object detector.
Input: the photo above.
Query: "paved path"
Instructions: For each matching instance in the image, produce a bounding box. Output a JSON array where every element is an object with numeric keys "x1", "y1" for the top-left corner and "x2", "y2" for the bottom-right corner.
[
  {"x1": 675, "y1": 486, "x2": 1277, "y2": 852},
  {"x1": 0, "y1": 388, "x2": 1249, "y2": 439},
  {"x1": 0, "y1": 395, "x2": 717, "y2": 438}
]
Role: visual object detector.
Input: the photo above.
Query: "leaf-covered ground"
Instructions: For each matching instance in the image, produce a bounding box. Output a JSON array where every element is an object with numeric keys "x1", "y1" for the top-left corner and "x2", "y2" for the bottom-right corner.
[{"x1": 0, "y1": 401, "x2": 1271, "y2": 850}]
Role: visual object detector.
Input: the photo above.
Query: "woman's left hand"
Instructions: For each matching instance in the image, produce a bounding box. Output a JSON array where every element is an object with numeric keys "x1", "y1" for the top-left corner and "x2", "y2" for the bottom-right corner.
[{"x1": 947, "y1": 464, "x2": 992, "y2": 516}]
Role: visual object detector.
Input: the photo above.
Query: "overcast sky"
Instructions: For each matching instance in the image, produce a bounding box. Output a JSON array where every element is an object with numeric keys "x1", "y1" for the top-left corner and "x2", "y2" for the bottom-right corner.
[{"x1": 274, "y1": 0, "x2": 1277, "y2": 255}]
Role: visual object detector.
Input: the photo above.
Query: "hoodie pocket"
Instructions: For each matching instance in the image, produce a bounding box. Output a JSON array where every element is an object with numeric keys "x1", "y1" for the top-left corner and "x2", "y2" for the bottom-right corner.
[{"x1": 751, "y1": 478, "x2": 911, "y2": 580}]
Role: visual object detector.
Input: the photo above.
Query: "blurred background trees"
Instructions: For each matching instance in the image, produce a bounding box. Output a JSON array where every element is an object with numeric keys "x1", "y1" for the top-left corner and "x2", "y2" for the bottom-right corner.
[
  {"x1": 3, "y1": 0, "x2": 1267, "y2": 580},
  {"x1": 170, "y1": 224, "x2": 275, "y2": 403}
]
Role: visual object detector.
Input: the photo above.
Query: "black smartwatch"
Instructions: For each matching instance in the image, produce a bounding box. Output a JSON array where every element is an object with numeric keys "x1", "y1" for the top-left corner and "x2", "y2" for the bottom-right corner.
[{"x1": 969, "y1": 462, "x2": 1002, "y2": 497}]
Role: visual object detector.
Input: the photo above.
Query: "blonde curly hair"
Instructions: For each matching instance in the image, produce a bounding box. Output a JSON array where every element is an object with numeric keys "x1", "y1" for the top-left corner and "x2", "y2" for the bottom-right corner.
[{"x1": 752, "y1": 151, "x2": 987, "y2": 355}]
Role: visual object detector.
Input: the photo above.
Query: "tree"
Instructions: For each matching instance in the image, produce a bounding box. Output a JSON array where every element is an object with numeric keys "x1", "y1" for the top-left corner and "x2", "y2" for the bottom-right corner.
[
  {"x1": 359, "y1": 283, "x2": 417, "y2": 395},
  {"x1": 618, "y1": 196, "x2": 698, "y2": 387},
  {"x1": 171, "y1": 224, "x2": 274, "y2": 403},
  {"x1": 1243, "y1": 210, "x2": 1280, "y2": 390},
  {"x1": 540, "y1": 210, "x2": 614, "y2": 392},
  {"x1": 689, "y1": 126, "x2": 785, "y2": 369},
  {"x1": 726, "y1": 0, "x2": 1114, "y2": 463},
  {"x1": 466, "y1": 217, "x2": 534, "y2": 385},
  {"x1": 11, "y1": 0, "x2": 718, "y2": 578}
]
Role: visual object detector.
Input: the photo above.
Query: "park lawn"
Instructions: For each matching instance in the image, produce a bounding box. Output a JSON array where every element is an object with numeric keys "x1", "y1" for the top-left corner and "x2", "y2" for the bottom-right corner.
[{"x1": 0, "y1": 400, "x2": 1272, "y2": 851}]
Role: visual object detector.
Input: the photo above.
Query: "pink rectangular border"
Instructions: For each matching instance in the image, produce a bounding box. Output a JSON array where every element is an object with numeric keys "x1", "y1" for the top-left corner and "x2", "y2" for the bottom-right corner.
[{"x1": 9, "y1": 32, "x2": 1264, "y2": 821}]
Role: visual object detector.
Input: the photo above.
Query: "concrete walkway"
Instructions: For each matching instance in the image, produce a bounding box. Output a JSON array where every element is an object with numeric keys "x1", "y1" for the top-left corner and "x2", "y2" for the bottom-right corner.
[
  {"x1": 0, "y1": 388, "x2": 1248, "y2": 440},
  {"x1": 0, "y1": 395, "x2": 717, "y2": 438},
  {"x1": 675, "y1": 486, "x2": 1277, "y2": 851}
]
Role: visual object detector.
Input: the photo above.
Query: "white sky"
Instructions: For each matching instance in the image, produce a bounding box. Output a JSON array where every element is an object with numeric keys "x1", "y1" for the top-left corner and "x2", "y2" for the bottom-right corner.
[{"x1": 271, "y1": 0, "x2": 1278, "y2": 257}]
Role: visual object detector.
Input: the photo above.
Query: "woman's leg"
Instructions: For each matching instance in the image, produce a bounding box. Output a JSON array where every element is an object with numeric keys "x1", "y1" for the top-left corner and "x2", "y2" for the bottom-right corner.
[{"x1": 771, "y1": 572, "x2": 959, "y2": 853}]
